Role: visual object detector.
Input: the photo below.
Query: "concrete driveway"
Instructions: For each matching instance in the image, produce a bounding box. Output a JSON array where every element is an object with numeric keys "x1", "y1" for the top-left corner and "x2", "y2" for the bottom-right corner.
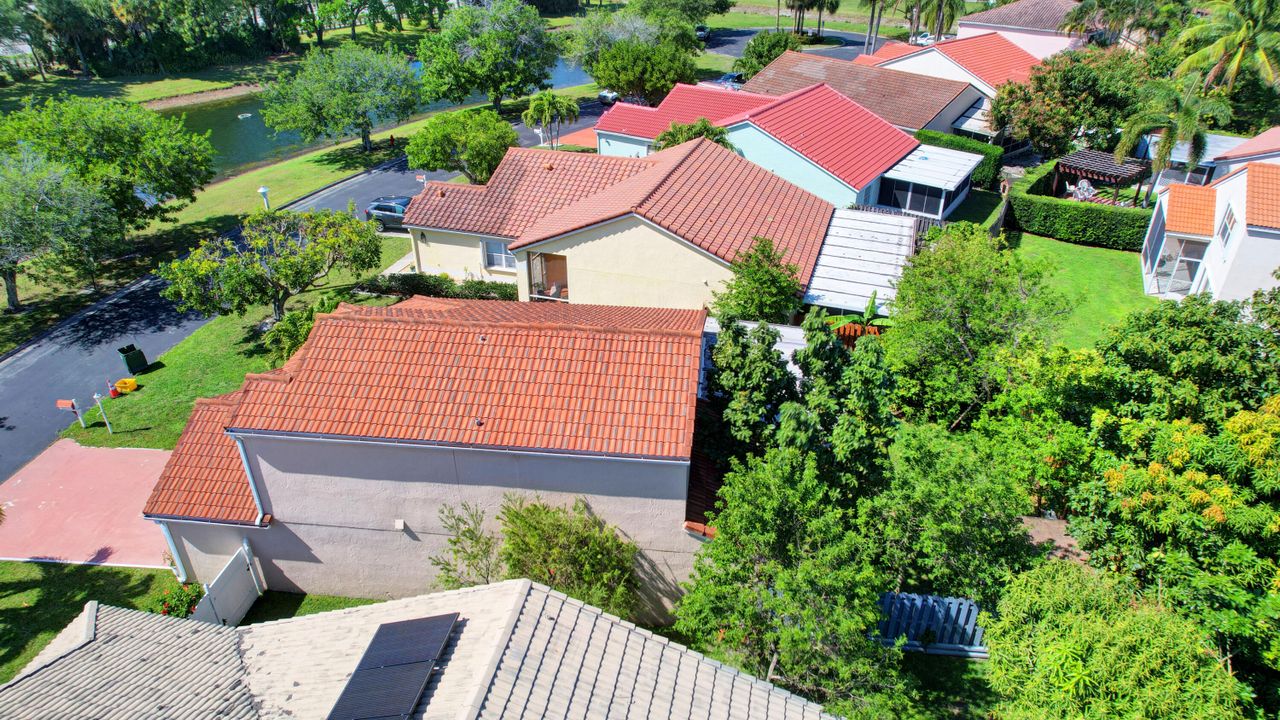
[{"x1": 0, "y1": 440, "x2": 171, "y2": 568}]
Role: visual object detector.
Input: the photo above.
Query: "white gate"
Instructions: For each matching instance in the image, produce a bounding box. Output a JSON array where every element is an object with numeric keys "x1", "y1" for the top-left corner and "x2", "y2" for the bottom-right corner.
[{"x1": 191, "y1": 540, "x2": 264, "y2": 626}]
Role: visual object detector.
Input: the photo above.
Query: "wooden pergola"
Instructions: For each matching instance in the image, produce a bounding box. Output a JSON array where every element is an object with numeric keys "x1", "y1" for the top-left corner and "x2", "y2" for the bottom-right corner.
[{"x1": 1051, "y1": 149, "x2": 1150, "y2": 202}]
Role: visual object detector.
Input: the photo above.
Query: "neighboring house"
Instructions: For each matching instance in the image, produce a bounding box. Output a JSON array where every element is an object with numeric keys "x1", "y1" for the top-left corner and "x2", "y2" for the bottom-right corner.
[
  {"x1": 592, "y1": 85, "x2": 983, "y2": 219},
  {"x1": 740, "y1": 51, "x2": 986, "y2": 135},
  {"x1": 0, "y1": 581, "x2": 835, "y2": 718},
  {"x1": 1206, "y1": 126, "x2": 1280, "y2": 176},
  {"x1": 1142, "y1": 161, "x2": 1280, "y2": 300},
  {"x1": 404, "y1": 138, "x2": 836, "y2": 308},
  {"x1": 1139, "y1": 130, "x2": 1252, "y2": 187},
  {"x1": 956, "y1": 0, "x2": 1086, "y2": 59},
  {"x1": 142, "y1": 298, "x2": 711, "y2": 617},
  {"x1": 855, "y1": 32, "x2": 1041, "y2": 101}
]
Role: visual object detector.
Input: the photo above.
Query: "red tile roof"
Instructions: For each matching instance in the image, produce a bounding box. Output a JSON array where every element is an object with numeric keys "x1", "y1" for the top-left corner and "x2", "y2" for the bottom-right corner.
[
  {"x1": 143, "y1": 393, "x2": 260, "y2": 525},
  {"x1": 408, "y1": 139, "x2": 835, "y2": 285},
  {"x1": 741, "y1": 51, "x2": 971, "y2": 130},
  {"x1": 858, "y1": 41, "x2": 917, "y2": 64},
  {"x1": 959, "y1": 0, "x2": 1080, "y2": 32},
  {"x1": 1214, "y1": 126, "x2": 1280, "y2": 161},
  {"x1": 1164, "y1": 184, "x2": 1217, "y2": 237},
  {"x1": 227, "y1": 299, "x2": 708, "y2": 460},
  {"x1": 722, "y1": 83, "x2": 918, "y2": 190},
  {"x1": 871, "y1": 32, "x2": 1040, "y2": 89},
  {"x1": 513, "y1": 139, "x2": 834, "y2": 283},
  {"x1": 594, "y1": 84, "x2": 776, "y2": 139},
  {"x1": 1245, "y1": 162, "x2": 1280, "y2": 229}
]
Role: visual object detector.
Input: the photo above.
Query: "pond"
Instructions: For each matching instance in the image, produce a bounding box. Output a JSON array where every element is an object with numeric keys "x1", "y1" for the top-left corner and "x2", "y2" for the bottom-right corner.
[{"x1": 164, "y1": 58, "x2": 592, "y2": 178}]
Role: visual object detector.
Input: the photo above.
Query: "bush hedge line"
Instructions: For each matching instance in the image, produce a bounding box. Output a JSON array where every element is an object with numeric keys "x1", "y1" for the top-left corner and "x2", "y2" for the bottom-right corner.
[
  {"x1": 915, "y1": 130, "x2": 1004, "y2": 190},
  {"x1": 1007, "y1": 161, "x2": 1152, "y2": 251},
  {"x1": 359, "y1": 272, "x2": 519, "y2": 301}
]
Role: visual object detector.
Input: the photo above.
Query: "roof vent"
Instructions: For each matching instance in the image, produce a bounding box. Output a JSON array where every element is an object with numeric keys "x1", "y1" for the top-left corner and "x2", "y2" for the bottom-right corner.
[
  {"x1": 474, "y1": 418, "x2": 484, "y2": 427},
  {"x1": 478, "y1": 334, "x2": 486, "y2": 342},
  {"x1": 436, "y1": 188, "x2": 446, "y2": 198},
  {"x1": 544, "y1": 162, "x2": 555, "y2": 171}
]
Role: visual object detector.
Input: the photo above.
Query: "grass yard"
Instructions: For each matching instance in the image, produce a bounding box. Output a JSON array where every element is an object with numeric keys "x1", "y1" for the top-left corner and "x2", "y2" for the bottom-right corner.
[
  {"x1": 696, "y1": 52, "x2": 739, "y2": 78},
  {"x1": 901, "y1": 654, "x2": 998, "y2": 719},
  {"x1": 709, "y1": 12, "x2": 911, "y2": 39},
  {"x1": 0, "y1": 561, "x2": 186, "y2": 683},
  {"x1": 947, "y1": 189, "x2": 1004, "y2": 227},
  {"x1": 1014, "y1": 233, "x2": 1157, "y2": 349},
  {"x1": 240, "y1": 591, "x2": 380, "y2": 625},
  {"x1": 61, "y1": 233, "x2": 408, "y2": 450}
]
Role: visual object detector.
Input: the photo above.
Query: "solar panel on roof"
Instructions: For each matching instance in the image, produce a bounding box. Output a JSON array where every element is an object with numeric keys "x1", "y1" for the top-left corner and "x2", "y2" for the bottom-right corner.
[{"x1": 327, "y1": 613, "x2": 459, "y2": 720}]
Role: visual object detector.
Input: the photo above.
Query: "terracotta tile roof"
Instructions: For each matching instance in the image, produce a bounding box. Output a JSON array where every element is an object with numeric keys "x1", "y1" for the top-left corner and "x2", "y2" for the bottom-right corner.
[
  {"x1": 225, "y1": 299, "x2": 708, "y2": 460},
  {"x1": 1245, "y1": 161, "x2": 1280, "y2": 228},
  {"x1": 721, "y1": 83, "x2": 918, "y2": 190},
  {"x1": 959, "y1": 0, "x2": 1079, "y2": 31},
  {"x1": 741, "y1": 51, "x2": 970, "y2": 130},
  {"x1": 557, "y1": 126, "x2": 597, "y2": 148},
  {"x1": 594, "y1": 83, "x2": 776, "y2": 139},
  {"x1": 857, "y1": 41, "x2": 917, "y2": 64},
  {"x1": 402, "y1": 149, "x2": 654, "y2": 236},
  {"x1": 1214, "y1": 126, "x2": 1280, "y2": 161},
  {"x1": 510, "y1": 138, "x2": 835, "y2": 284},
  {"x1": 874, "y1": 32, "x2": 1040, "y2": 89},
  {"x1": 1164, "y1": 183, "x2": 1217, "y2": 237},
  {"x1": 142, "y1": 393, "x2": 259, "y2": 524}
]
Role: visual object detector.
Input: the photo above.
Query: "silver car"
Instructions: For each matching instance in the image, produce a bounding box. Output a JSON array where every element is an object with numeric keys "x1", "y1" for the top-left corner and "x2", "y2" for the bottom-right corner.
[{"x1": 364, "y1": 196, "x2": 412, "y2": 232}]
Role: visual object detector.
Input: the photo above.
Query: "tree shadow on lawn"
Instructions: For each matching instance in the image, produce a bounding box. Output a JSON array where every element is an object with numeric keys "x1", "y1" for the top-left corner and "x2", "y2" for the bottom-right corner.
[
  {"x1": 0, "y1": 557, "x2": 169, "y2": 678},
  {"x1": 308, "y1": 141, "x2": 405, "y2": 173},
  {"x1": 901, "y1": 653, "x2": 999, "y2": 719}
]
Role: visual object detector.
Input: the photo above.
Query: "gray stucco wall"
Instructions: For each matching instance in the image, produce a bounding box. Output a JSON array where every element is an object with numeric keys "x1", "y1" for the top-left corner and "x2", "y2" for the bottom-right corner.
[{"x1": 168, "y1": 435, "x2": 704, "y2": 621}]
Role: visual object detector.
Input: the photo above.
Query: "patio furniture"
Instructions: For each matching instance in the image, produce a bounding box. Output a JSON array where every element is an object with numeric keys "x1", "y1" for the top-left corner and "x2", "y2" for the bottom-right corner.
[{"x1": 1053, "y1": 149, "x2": 1149, "y2": 203}]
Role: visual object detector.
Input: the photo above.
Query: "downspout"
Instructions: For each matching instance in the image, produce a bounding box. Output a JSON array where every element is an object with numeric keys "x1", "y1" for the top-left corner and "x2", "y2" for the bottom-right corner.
[
  {"x1": 156, "y1": 521, "x2": 189, "y2": 582},
  {"x1": 232, "y1": 435, "x2": 267, "y2": 526}
]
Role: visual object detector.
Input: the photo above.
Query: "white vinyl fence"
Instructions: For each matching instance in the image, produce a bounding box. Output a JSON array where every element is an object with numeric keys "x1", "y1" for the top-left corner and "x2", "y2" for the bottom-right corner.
[
  {"x1": 876, "y1": 592, "x2": 988, "y2": 659},
  {"x1": 191, "y1": 541, "x2": 264, "y2": 626}
]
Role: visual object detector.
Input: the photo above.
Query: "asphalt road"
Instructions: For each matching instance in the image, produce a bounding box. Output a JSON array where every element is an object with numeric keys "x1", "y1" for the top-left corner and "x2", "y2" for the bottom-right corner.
[
  {"x1": 705, "y1": 27, "x2": 891, "y2": 62},
  {"x1": 0, "y1": 104, "x2": 606, "y2": 483}
]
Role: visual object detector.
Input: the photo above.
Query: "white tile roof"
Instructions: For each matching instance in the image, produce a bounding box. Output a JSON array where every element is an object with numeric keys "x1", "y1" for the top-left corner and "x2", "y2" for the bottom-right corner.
[
  {"x1": 884, "y1": 144, "x2": 986, "y2": 190},
  {"x1": 1146, "y1": 132, "x2": 1249, "y2": 166},
  {"x1": 1, "y1": 581, "x2": 836, "y2": 719},
  {"x1": 805, "y1": 208, "x2": 917, "y2": 312}
]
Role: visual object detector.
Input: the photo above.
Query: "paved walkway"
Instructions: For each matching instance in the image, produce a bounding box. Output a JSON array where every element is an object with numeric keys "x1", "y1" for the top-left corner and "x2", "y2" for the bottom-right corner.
[{"x1": 0, "y1": 440, "x2": 171, "y2": 568}]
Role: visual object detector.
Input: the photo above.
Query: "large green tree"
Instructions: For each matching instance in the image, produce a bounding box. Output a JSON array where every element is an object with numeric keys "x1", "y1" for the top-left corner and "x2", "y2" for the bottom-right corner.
[
  {"x1": 0, "y1": 149, "x2": 122, "y2": 311},
  {"x1": 1176, "y1": 0, "x2": 1280, "y2": 89},
  {"x1": 588, "y1": 39, "x2": 697, "y2": 106},
  {"x1": 883, "y1": 222, "x2": 1068, "y2": 429},
  {"x1": 0, "y1": 96, "x2": 215, "y2": 229},
  {"x1": 710, "y1": 236, "x2": 803, "y2": 323},
  {"x1": 418, "y1": 0, "x2": 557, "y2": 111},
  {"x1": 700, "y1": 316, "x2": 796, "y2": 464},
  {"x1": 261, "y1": 45, "x2": 420, "y2": 152},
  {"x1": 985, "y1": 562, "x2": 1248, "y2": 719},
  {"x1": 159, "y1": 208, "x2": 382, "y2": 321},
  {"x1": 406, "y1": 109, "x2": 518, "y2": 183},
  {"x1": 733, "y1": 30, "x2": 800, "y2": 79},
  {"x1": 628, "y1": 0, "x2": 735, "y2": 24}
]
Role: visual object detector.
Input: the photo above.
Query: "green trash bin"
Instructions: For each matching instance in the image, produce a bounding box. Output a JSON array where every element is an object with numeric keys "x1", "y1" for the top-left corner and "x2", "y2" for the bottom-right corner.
[{"x1": 118, "y1": 344, "x2": 148, "y2": 375}]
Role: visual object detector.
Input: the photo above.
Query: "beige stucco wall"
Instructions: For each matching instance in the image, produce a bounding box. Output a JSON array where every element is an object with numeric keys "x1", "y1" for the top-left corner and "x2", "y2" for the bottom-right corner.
[
  {"x1": 409, "y1": 227, "x2": 519, "y2": 283},
  {"x1": 515, "y1": 216, "x2": 733, "y2": 310},
  {"x1": 169, "y1": 434, "x2": 704, "y2": 621}
]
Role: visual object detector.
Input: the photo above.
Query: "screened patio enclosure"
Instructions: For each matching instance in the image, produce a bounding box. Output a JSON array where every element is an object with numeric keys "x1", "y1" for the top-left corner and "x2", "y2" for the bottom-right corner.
[
  {"x1": 875, "y1": 145, "x2": 984, "y2": 219},
  {"x1": 1142, "y1": 208, "x2": 1209, "y2": 296}
]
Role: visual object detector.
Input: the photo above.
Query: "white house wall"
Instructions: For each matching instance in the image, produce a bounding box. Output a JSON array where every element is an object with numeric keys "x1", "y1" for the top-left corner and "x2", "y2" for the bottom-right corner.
[
  {"x1": 1213, "y1": 152, "x2": 1280, "y2": 178},
  {"x1": 880, "y1": 51, "x2": 995, "y2": 97},
  {"x1": 956, "y1": 25, "x2": 1082, "y2": 59},
  {"x1": 597, "y1": 131, "x2": 652, "y2": 158},
  {"x1": 923, "y1": 84, "x2": 989, "y2": 134},
  {"x1": 726, "y1": 124, "x2": 862, "y2": 207},
  {"x1": 188, "y1": 433, "x2": 703, "y2": 620}
]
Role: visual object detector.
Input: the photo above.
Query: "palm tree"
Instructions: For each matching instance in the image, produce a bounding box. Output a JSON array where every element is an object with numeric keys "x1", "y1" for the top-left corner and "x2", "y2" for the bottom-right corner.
[
  {"x1": 862, "y1": 0, "x2": 896, "y2": 54},
  {"x1": 521, "y1": 91, "x2": 581, "y2": 150},
  {"x1": 1114, "y1": 73, "x2": 1233, "y2": 205},
  {"x1": 815, "y1": 0, "x2": 840, "y2": 37},
  {"x1": 1059, "y1": 0, "x2": 1155, "y2": 45},
  {"x1": 921, "y1": 0, "x2": 963, "y2": 39},
  {"x1": 1176, "y1": 0, "x2": 1280, "y2": 89}
]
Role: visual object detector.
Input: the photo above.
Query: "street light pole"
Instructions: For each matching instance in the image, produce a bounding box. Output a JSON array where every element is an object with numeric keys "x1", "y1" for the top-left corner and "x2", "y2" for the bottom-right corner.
[{"x1": 257, "y1": 185, "x2": 270, "y2": 211}]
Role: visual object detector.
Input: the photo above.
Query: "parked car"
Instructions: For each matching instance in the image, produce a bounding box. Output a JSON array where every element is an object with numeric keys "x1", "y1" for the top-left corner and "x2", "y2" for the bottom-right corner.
[
  {"x1": 364, "y1": 196, "x2": 412, "y2": 231},
  {"x1": 695, "y1": 24, "x2": 710, "y2": 40},
  {"x1": 598, "y1": 88, "x2": 620, "y2": 105},
  {"x1": 715, "y1": 72, "x2": 745, "y2": 89}
]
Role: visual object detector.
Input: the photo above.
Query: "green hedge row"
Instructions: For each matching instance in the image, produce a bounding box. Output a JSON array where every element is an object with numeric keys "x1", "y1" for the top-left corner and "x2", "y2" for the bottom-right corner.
[
  {"x1": 359, "y1": 273, "x2": 519, "y2": 301},
  {"x1": 1007, "y1": 161, "x2": 1153, "y2": 251},
  {"x1": 915, "y1": 130, "x2": 1004, "y2": 190}
]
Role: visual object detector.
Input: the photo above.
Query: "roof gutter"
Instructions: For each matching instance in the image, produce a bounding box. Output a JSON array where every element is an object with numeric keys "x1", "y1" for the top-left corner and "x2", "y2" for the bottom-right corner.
[
  {"x1": 225, "y1": 427, "x2": 693, "y2": 466},
  {"x1": 233, "y1": 435, "x2": 267, "y2": 525},
  {"x1": 155, "y1": 521, "x2": 189, "y2": 583}
]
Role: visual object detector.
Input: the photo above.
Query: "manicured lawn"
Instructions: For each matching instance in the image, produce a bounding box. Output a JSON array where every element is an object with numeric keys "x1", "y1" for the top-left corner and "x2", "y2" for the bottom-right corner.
[
  {"x1": 61, "y1": 234, "x2": 408, "y2": 450},
  {"x1": 0, "y1": 560, "x2": 185, "y2": 683},
  {"x1": 240, "y1": 590, "x2": 380, "y2": 625},
  {"x1": 901, "y1": 654, "x2": 998, "y2": 719},
  {"x1": 696, "y1": 52, "x2": 739, "y2": 78},
  {"x1": 1014, "y1": 233, "x2": 1157, "y2": 349},
  {"x1": 710, "y1": 11, "x2": 910, "y2": 39},
  {"x1": 948, "y1": 189, "x2": 1004, "y2": 227}
]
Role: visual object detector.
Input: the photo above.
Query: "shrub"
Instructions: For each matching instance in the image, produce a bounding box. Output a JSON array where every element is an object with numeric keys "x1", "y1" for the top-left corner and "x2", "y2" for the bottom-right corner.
[
  {"x1": 915, "y1": 130, "x2": 1004, "y2": 190},
  {"x1": 147, "y1": 582, "x2": 204, "y2": 618},
  {"x1": 359, "y1": 273, "x2": 518, "y2": 301},
  {"x1": 1007, "y1": 161, "x2": 1152, "y2": 250},
  {"x1": 263, "y1": 292, "x2": 345, "y2": 365},
  {"x1": 711, "y1": 236, "x2": 803, "y2": 323},
  {"x1": 498, "y1": 496, "x2": 638, "y2": 618},
  {"x1": 734, "y1": 30, "x2": 802, "y2": 79}
]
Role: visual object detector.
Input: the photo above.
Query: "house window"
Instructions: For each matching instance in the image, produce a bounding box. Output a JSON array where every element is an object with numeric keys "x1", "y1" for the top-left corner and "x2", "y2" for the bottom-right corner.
[
  {"x1": 1218, "y1": 205, "x2": 1236, "y2": 250},
  {"x1": 484, "y1": 240, "x2": 516, "y2": 270}
]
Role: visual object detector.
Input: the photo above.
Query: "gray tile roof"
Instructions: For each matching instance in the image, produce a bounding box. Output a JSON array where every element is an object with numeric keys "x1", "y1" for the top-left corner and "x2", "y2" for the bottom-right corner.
[
  {"x1": 0, "y1": 602, "x2": 255, "y2": 719},
  {"x1": 958, "y1": 0, "x2": 1080, "y2": 32},
  {"x1": 0, "y1": 581, "x2": 835, "y2": 719}
]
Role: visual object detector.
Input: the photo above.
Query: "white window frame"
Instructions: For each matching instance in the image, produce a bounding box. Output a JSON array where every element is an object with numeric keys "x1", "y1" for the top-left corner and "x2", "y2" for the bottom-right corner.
[
  {"x1": 483, "y1": 239, "x2": 516, "y2": 271},
  {"x1": 1217, "y1": 205, "x2": 1236, "y2": 252}
]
